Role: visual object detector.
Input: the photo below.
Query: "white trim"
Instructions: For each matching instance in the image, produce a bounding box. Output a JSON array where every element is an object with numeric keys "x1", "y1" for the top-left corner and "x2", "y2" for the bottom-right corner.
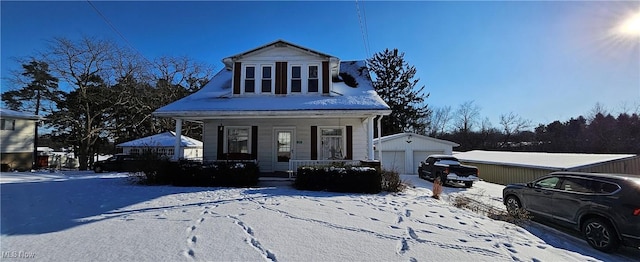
[
  {"x1": 242, "y1": 64, "x2": 257, "y2": 94},
  {"x1": 260, "y1": 64, "x2": 274, "y2": 94},
  {"x1": 289, "y1": 64, "x2": 302, "y2": 93},
  {"x1": 307, "y1": 64, "x2": 320, "y2": 93}
]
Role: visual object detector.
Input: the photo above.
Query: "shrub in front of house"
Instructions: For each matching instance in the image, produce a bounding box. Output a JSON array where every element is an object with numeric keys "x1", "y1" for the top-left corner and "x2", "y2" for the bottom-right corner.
[
  {"x1": 202, "y1": 161, "x2": 259, "y2": 187},
  {"x1": 381, "y1": 170, "x2": 407, "y2": 192},
  {"x1": 135, "y1": 159, "x2": 259, "y2": 187},
  {"x1": 294, "y1": 166, "x2": 381, "y2": 193}
]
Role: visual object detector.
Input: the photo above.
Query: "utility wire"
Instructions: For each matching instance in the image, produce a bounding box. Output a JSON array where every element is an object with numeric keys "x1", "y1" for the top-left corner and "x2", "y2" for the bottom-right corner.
[
  {"x1": 355, "y1": 0, "x2": 372, "y2": 60},
  {"x1": 86, "y1": 0, "x2": 154, "y2": 66}
]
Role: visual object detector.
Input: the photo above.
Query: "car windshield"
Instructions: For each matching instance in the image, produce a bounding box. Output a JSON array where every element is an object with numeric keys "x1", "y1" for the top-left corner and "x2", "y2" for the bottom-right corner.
[{"x1": 436, "y1": 159, "x2": 460, "y2": 165}]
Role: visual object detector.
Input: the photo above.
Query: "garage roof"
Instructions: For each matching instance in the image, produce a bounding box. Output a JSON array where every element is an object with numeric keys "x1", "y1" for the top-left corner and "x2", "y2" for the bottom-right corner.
[{"x1": 454, "y1": 150, "x2": 637, "y2": 171}]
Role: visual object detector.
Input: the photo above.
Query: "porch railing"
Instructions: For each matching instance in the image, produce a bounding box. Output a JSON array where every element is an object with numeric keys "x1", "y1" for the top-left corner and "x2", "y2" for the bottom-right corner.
[{"x1": 287, "y1": 160, "x2": 362, "y2": 179}]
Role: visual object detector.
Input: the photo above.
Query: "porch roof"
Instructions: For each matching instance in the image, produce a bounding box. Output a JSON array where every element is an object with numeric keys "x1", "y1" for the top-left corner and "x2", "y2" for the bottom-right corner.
[
  {"x1": 153, "y1": 61, "x2": 391, "y2": 119},
  {"x1": 116, "y1": 132, "x2": 202, "y2": 148}
]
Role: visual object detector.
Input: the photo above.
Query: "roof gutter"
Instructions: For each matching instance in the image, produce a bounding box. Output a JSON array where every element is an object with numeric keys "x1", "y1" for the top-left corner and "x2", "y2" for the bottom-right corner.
[{"x1": 153, "y1": 109, "x2": 392, "y2": 120}]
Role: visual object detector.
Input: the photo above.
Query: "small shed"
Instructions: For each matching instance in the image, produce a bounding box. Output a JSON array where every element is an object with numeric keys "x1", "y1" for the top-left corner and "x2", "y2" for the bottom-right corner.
[
  {"x1": 117, "y1": 132, "x2": 203, "y2": 160},
  {"x1": 374, "y1": 133, "x2": 459, "y2": 174},
  {"x1": 454, "y1": 150, "x2": 640, "y2": 185}
]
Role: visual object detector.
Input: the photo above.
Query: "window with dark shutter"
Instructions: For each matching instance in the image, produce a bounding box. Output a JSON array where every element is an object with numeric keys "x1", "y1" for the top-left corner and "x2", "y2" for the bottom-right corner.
[
  {"x1": 308, "y1": 65, "x2": 318, "y2": 92},
  {"x1": 245, "y1": 66, "x2": 255, "y2": 93},
  {"x1": 291, "y1": 66, "x2": 301, "y2": 93}
]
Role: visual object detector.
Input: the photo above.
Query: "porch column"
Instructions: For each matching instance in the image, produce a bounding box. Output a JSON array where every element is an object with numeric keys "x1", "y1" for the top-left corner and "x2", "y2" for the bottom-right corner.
[
  {"x1": 377, "y1": 116, "x2": 383, "y2": 162},
  {"x1": 173, "y1": 119, "x2": 182, "y2": 161},
  {"x1": 367, "y1": 116, "x2": 375, "y2": 160}
]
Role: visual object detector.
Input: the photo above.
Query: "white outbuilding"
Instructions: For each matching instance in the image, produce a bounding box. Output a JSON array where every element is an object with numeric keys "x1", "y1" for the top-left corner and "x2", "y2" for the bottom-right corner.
[
  {"x1": 117, "y1": 132, "x2": 203, "y2": 160},
  {"x1": 374, "y1": 133, "x2": 459, "y2": 175}
]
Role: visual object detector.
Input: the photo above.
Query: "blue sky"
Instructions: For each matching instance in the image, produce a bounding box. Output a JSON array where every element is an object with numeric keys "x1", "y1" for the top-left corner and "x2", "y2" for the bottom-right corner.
[{"x1": 1, "y1": 1, "x2": 639, "y2": 129}]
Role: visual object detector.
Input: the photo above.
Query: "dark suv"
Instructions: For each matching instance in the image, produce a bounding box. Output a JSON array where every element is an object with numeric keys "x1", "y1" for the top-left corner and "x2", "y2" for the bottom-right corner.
[
  {"x1": 503, "y1": 172, "x2": 640, "y2": 252},
  {"x1": 93, "y1": 154, "x2": 142, "y2": 173}
]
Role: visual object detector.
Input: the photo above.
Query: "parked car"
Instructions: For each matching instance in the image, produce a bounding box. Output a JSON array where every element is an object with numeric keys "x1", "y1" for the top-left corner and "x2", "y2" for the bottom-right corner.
[
  {"x1": 417, "y1": 155, "x2": 479, "y2": 188},
  {"x1": 503, "y1": 172, "x2": 640, "y2": 252},
  {"x1": 93, "y1": 154, "x2": 142, "y2": 173}
]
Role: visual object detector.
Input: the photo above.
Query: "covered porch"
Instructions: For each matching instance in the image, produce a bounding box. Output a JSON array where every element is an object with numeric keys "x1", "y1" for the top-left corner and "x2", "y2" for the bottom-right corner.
[{"x1": 169, "y1": 114, "x2": 386, "y2": 175}]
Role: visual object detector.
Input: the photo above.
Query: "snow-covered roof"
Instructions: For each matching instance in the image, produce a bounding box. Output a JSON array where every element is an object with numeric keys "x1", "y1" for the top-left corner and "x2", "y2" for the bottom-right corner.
[
  {"x1": 454, "y1": 150, "x2": 637, "y2": 171},
  {"x1": 116, "y1": 132, "x2": 203, "y2": 148},
  {"x1": 0, "y1": 108, "x2": 42, "y2": 120},
  {"x1": 374, "y1": 133, "x2": 459, "y2": 147},
  {"x1": 153, "y1": 60, "x2": 391, "y2": 119}
]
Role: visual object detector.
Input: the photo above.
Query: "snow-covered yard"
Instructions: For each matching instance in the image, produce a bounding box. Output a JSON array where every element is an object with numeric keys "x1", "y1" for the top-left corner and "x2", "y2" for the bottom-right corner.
[{"x1": 1, "y1": 171, "x2": 638, "y2": 261}]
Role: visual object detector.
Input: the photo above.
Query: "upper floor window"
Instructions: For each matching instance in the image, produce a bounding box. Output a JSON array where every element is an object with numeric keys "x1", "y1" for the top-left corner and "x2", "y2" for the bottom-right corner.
[
  {"x1": 291, "y1": 66, "x2": 302, "y2": 93},
  {"x1": 308, "y1": 65, "x2": 319, "y2": 92},
  {"x1": 262, "y1": 66, "x2": 272, "y2": 93},
  {"x1": 245, "y1": 66, "x2": 255, "y2": 93},
  {"x1": 1, "y1": 119, "x2": 15, "y2": 130}
]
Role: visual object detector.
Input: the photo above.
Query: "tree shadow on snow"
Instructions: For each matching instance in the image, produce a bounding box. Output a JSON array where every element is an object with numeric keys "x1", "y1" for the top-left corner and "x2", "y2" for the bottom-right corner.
[{"x1": 0, "y1": 175, "x2": 211, "y2": 236}]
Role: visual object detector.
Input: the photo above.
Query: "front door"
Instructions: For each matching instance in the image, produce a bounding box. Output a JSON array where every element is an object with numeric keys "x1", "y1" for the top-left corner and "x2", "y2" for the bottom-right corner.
[{"x1": 274, "y1": 128, "x2": 295, "y2": 172}]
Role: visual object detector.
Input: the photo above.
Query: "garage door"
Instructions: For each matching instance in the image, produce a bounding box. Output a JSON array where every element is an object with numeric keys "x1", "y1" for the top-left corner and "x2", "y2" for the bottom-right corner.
[
  {"x1": 381, "y1": 151, "x2": 405, "y2": 174},
  {"x1": 412, "y1": 151, "x2": 444, "y2": 175}
]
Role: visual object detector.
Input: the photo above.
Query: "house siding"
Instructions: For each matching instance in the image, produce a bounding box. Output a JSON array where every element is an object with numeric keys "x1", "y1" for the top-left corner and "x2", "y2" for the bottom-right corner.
[
  {"x1": 203, "y1": 118, "x2": 369, "y2": 172},
  {"x1": 1, "y1": 118, "x2": 37, "y2": 171}
]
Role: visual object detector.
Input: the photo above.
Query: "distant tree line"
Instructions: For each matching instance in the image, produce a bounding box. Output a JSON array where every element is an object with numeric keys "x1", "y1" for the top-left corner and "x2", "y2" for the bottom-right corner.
[
  {"x1": 428, "y1": 102, "x2": 640, "y2": 154},
  {"x1": 2, "y1": 36, "x2": 213, "y2": 170}
]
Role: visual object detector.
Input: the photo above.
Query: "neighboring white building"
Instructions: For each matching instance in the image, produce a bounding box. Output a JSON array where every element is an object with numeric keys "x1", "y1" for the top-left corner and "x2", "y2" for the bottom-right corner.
[
  {"x1": 117, "y1": 132, "x2": 203, "y2": 160},
  {"x1": 153, "y1": 40, "x2": 391, "y2": 172},
  {"x1": 374, "y1": 133, "x2": 459, "y2": 174},
  {"x1": 0, "y1": 108, "x2": 42, "y2": 171}
]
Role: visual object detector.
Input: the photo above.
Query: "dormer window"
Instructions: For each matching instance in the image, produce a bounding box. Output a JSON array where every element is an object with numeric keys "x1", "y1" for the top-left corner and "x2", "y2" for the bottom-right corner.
[
  {"x1": 261, "y1": 66, "x2": 272, "y2": 93},
  {"x1": 308, "y1": 65, "x2": 319, "y2": 92},
  {"x1": 291, "y1": 66, "x2": 302, "y2": 93},
  {"x1": 245, "y1": 66, "x2": 255, "y2": 93}
]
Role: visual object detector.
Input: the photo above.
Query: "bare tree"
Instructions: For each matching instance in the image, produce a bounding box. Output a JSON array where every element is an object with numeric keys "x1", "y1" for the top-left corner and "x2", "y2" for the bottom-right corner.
[
  {"x1": 43, "y1": 36, "x2": 129, "y2": 170},
  {"x1": 587, "y1": 102, "x2": 609, "y2": 123},
  {"x1": 427, "y1": 105, "x2": 452, "y2": 137},
  {"x1": 454, "y1": 101, "x2": 481, "y2": 134},
  {"x1": 499, "y1": 112, "x2": 531, "y2": 147}
]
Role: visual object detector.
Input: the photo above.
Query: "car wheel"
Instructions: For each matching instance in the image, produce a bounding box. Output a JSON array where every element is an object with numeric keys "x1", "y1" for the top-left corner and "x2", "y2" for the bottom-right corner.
[
  {"x1": 505, "y1": 195, "x2": 521, "y2": 212},
  {"x1": 94, "y1": 166, "x2": 103, "y2": 173},
  {"x1": 582, "y1": 218, "x2": 619, "y2": 252},
  {"x1": 464, "y1": 181, "x2": 473, "y2": 188}
]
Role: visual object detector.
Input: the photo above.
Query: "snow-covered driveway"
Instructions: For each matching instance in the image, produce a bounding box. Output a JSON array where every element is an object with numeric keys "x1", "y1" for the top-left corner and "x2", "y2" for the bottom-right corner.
[{"x1": 1, "y1": 171, "x2": 638, "y2": 261}]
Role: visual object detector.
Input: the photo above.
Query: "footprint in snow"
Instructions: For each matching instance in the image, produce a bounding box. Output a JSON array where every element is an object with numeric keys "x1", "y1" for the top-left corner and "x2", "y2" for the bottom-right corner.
[{"x1": 183, "y1": 249, "x2": 195, "y2": 259}]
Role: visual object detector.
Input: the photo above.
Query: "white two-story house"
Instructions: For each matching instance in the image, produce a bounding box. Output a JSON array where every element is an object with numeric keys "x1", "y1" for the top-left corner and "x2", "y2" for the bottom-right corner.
[{"x1": 153, "y1": 40, "x2": 391, "y2": 173}]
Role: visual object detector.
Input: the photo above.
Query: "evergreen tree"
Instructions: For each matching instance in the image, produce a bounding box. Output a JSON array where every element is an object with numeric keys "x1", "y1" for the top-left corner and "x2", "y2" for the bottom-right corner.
[
  {"x1": 367, "y1": 48, "x2": 430, "y2": 136},
  {"x1": 1, "y1": 60, "x2": 61, "y2": 115},
  {"x1": 1, "y1": 60, "x2": 62, "y2": 168}
]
